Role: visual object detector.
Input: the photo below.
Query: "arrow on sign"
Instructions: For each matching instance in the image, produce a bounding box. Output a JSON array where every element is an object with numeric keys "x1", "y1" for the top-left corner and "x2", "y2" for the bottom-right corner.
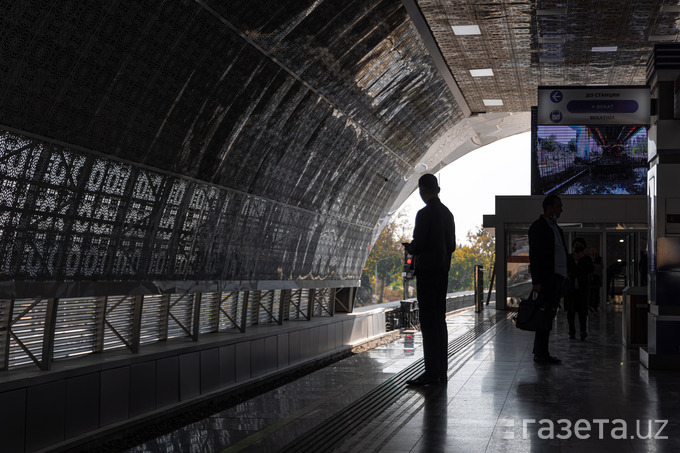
[{"x1": 550, "y1": 90, "x2": 563, "y2": 103}]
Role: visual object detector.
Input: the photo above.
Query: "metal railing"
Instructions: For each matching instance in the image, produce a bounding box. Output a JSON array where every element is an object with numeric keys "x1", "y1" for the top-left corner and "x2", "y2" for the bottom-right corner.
[
  {"x1": 0, "y1": 287, "x2": 345, "y2": 371},
  {"x1": 383, "y1": 291, "x2": 495, "y2": 332}
]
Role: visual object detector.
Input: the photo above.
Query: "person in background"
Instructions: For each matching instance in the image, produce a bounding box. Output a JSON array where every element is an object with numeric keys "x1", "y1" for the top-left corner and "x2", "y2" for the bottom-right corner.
[
  {"x1": 405, "y1": 174, "x2": 456, "y2": 386},
  {"x1": 528, "y1": 194, "x2": 567, "y2": 364},
  {"x1": 639, "y1": 249, "x2": 648, "y2": 286},
  {"x1": 588, "y1": 247, "x2": 603, "y2": 312},
  {"x1": 606, "y1": 260, "x2": 627, "y2": 302},
  {"x1": 565, "y1": 238, "x2": 594, "y2": 340}
]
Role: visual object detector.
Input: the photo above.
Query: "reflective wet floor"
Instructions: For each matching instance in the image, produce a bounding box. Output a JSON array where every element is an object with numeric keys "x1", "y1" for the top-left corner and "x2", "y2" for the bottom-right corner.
[{"x1": 125, "y1": 303, "x2": 680, "y2": 452}]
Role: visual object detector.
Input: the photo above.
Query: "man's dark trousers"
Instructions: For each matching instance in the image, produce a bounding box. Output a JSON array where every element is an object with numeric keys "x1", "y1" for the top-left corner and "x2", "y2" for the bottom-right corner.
[
  {"x1": 533, "y1": 274, "x2": 564, "y2": 357},
  {"x1": 416, "y1": 270, "x2": 448, "y2": 379}
]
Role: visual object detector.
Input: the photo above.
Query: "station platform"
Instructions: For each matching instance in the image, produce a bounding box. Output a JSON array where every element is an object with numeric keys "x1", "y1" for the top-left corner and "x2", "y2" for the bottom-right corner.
[{"x1": 103, "y1": 303, "x2": 680, "y2": 453}]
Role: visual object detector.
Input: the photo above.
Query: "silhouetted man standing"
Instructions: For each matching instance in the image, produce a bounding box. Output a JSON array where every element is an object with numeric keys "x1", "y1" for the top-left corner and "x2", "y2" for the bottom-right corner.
[
  {"x1": 528, "y1": 194, "x2": 567, "y2": 364},
  {"x1": 406, "y1": 174, "x2": 456, "y2": 386}
]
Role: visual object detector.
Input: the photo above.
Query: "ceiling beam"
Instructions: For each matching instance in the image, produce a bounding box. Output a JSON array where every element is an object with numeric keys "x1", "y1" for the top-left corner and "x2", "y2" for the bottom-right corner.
[{"x1": 402, "y1": 0, "x2": 472, "y2": 117}]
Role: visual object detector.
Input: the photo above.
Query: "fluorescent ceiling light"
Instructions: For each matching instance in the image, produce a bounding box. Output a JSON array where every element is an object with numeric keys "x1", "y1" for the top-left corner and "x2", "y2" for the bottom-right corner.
[
  {"x1": 660, "y1": 5, "x2": 680, "y2": 12},
  {"x1": 537, "y1": 8, "x2": 567, "y2": 15},
  {"x1": 452, "y1": 25, "x2": 481, "y2": 35},
  {"x1": 649, "y1": 35, "x2": 676, "y2": 41},
  {"x1": 483, "y1": 99, "x2": 503, "y2": 106},
  {"x1": 469, "y1": 68, "x2": 494, "y2": 77},
  {"x1": 592, "y1": 46, "x2": 618, "y2": 52}
]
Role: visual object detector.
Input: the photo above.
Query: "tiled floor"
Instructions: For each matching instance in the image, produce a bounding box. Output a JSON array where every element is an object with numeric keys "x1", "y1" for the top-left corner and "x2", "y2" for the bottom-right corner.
[{"x1": 126, "y1": 303, "x2": 680, "y2": 452}]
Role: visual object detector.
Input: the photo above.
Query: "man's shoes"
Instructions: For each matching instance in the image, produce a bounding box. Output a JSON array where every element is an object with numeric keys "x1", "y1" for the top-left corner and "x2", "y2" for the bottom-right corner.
[
  {"x1": 534, "y1": 355, "x2": 561, "y2": 364},
  {"x1": 406, "y1": 375, "x2": 439, "y2": 386},
  {"x1": 581, "y1": 333, "x2": 587, "y2": 341}
]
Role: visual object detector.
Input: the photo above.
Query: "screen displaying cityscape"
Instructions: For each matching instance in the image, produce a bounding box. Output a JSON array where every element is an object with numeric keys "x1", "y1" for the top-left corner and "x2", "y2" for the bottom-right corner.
[{"x1": 531, "y1": 125, "x2": 648, "y2": 195}]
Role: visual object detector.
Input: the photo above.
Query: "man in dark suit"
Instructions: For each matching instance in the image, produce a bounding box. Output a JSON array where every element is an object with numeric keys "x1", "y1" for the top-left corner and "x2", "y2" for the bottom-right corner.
[
  {"x1": 405, "y1": 174, "x2": 456, "y2": 386},
  {"x1": 528, "y1": 194, "x2": 568, "y2": 364}
]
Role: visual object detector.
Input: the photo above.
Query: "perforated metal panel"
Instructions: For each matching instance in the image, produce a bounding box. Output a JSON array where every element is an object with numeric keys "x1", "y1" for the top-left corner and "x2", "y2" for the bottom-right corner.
[{"x1": 0, "y1": 0, "x2": 460, "y2": 287}]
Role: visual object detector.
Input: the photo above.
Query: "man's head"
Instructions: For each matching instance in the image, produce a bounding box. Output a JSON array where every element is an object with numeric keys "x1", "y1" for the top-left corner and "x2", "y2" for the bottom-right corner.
[
  {"x1": 542, "y1": 193, "x2": 563, "y2": 219},
  {"x1": 572, "y1": 238, "x2": 586, "y2": 253},
  {"x1": 418, "y1": 173, "x2": 440, "y2": 202}
]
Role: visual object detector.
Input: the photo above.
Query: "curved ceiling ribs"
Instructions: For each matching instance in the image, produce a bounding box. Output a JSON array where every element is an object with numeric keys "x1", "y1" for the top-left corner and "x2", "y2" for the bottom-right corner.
[{"x1": 0, "y1": 0, "x2": 462, "y2": 284}]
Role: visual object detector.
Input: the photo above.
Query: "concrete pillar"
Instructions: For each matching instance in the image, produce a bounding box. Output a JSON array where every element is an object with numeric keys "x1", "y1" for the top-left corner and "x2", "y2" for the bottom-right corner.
[{"x1": 642, "y1": 43, "x2": 680, "y2": 369}]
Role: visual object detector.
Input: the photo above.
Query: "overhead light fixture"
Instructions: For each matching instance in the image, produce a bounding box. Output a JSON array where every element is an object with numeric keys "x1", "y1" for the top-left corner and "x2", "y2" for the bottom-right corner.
[
  {"x1": 660, "y1": 5, "x2": 680, "y2": 12},
  {"x1": 649, "y1": 35, "x2": 676, "y2": 41},
  {"x1": 592, "y1": 46, "x2": 618, "y2": 52},
  {"x1": 452, "y1": 25, "x2": 481, "y2": 35},
  {"x1": 469, "y1": 68, "x2": 494, "y2": 77},
  {"x1": 483, "y1": 99, "x2": 503, "y2": 106},
  {"x1": 537, "y1": 8, "x2": 567, "y2": 15},
  {"x1": 538, "y1": 37, "x2": 565, "y2": 44}
]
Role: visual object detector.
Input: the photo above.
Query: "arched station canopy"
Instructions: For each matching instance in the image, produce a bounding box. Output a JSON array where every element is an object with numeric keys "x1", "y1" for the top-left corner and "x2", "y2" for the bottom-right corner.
[{"x1": 0, "y1": 0, "x2": 677, "y2": 291}]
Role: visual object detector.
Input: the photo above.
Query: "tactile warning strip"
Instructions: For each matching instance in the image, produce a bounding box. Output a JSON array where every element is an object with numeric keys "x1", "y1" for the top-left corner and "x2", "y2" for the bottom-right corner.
[{"x1": 278, "y1": 312, "x2": 509, "y2": 452}]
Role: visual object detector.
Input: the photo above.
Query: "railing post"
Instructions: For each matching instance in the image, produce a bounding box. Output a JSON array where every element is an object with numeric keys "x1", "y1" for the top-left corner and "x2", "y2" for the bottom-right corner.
[
  {"x1": 307, "y1": 288, "x2": 315, "y2": 319},
  {"x1": 329, "y1": 288, "x2": 336, "y2": 317},
  {"x1": 1, "y1": 298, "x2": 15, "y2": 371},
  {"x1": 40, "y1": 298, "x2": 59, "y2": 371},
  {"x1": 192, "y1": 292, "x2": 202, "y2": 341},
  {"x1": 475, "y1": 265, "x2": 484, "y2": 313},
  {"x1": 159, "y1": 294, "x2": 170, "y2": 341},
  {"x1": 131, "y1": 295, "x2": 144, "y2": 353},
  {"x1": 94, "y1": 296, "x2": 107, "y2": 353},
  {"x1": 277, "y1": 290, "x2": 285, "y2": 325},
  {"x1": 240, "y1": 291, "x2": 249, "y2": 332}
]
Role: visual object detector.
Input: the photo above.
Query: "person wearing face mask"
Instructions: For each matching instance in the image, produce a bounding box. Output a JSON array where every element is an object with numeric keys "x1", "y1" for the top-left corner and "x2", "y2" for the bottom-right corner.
[
  {"x1": 565, "y1": 238, "x2": 594, "y2": 340},
  {"x1": 528, "y1": 194, "x2": 568, "y2": 364}
]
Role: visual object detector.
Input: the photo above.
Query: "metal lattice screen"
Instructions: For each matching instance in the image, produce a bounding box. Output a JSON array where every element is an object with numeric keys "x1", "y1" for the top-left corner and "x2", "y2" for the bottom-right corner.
[{"x1": 0, "y1": 129, "x2": 372, "y2": 283}]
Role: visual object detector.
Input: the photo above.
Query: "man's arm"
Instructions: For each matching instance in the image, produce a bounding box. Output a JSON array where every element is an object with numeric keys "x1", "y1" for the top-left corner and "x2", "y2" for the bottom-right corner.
[
  {"x1": 409, "y1": 210, "x2": 427, "y2": 255},
  {"x1": 528, "y1": 221, "x2": 545, "y2": 292},
  {"x1": 448, "y1": 213, "x2": 456, "y2": 254}
]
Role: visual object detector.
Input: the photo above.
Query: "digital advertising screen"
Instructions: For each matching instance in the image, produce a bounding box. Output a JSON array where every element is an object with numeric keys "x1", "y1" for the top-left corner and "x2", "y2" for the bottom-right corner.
[{"x1": 531, "y1": 123, "x2": 648, "y2": 195}]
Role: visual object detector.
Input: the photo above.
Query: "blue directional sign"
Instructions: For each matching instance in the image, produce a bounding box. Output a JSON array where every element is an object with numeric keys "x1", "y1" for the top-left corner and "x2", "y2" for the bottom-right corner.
[
  {"x1": 537, "y1": 87, "x2": 650, "y2": 125},
  {"x1": 550, "y1": 90, "x2": 563, "y2": 103},
  {"x1": 566, "y1": 100, "x2": 639, "y2": 114}
]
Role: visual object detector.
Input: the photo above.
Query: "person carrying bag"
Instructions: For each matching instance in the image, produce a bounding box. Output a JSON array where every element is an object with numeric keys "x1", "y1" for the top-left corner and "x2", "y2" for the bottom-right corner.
[{"x1": 515, "y1": 290, "x2": 555, "y2": 332}]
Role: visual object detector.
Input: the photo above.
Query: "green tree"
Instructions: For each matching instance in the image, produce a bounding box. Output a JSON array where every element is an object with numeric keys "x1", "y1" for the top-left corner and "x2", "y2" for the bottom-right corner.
[
  {"x1": 358, "y1": 220, "x2": 496, "y2": 305},
  {"x1": 448, "y1": 227, "x2": 495, "y2": 292},
  {"x1": 357, "y1": 213, "x2": 412, "y2": 306}
]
